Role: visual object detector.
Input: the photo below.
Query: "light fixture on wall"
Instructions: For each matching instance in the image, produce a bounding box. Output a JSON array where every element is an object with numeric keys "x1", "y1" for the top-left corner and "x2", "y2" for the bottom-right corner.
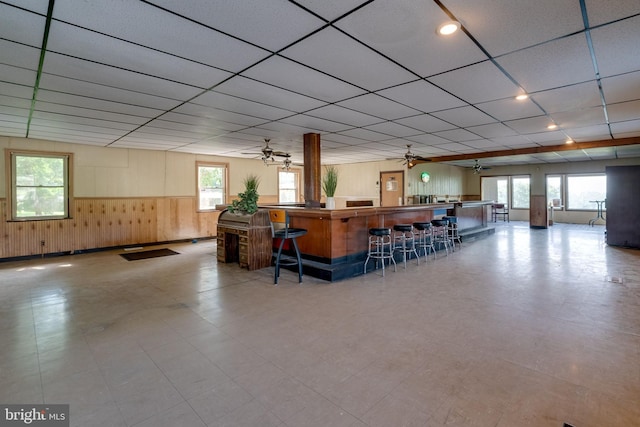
[{"x1": 421, "y1": 172, "x2": 431, "y2": 183}]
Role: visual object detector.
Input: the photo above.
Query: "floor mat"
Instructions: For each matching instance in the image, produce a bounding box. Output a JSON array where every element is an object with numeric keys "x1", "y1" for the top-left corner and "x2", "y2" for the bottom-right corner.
[{"x1": 120, "y1": 248, "x2": 179, "y2": 261}]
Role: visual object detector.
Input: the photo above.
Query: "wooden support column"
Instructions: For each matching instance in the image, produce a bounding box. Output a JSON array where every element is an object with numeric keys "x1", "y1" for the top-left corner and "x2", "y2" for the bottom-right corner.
[{"x1": 303, "y1": 133, "x2": 322, "y2": 207}]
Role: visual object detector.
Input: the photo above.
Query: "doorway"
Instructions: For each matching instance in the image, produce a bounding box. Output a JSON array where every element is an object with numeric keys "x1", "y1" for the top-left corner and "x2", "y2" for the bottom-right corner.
[{"x1": 380, "y1": 170, "x2": 404, "y2": 206}]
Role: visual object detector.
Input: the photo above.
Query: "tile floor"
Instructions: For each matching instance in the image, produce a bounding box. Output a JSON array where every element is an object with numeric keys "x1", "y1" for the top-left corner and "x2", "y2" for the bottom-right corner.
[{"x1": 0, "y1": 222, "x2": 638, "y2": 427}]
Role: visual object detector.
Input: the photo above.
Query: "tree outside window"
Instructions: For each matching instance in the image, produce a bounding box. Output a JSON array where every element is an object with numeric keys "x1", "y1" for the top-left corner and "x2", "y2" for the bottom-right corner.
[
  {"x1": 511, "y1": 176, "x2": 530, "y2": 209},
  {"x1": 11, "y1": 151, "x2": 70, "y2": 220},
  {"x1": 546, "y1": 175, "x2": 562, "y2": 207},
  {"x1": 197, "y1": 163, "x2": 226, "y2": 210},
  {"x1": 567, "y1": 174, "x2": 606, "y2": 210}
]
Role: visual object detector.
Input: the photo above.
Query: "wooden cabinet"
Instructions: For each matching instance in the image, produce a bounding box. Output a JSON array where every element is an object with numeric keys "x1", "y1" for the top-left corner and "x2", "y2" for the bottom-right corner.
[
  {"x1": 529, "y1": 195, "x2": 548, "y2": 228},
  {"x1": 216, "y1": 209, "x2": 272, "y2": 270}
]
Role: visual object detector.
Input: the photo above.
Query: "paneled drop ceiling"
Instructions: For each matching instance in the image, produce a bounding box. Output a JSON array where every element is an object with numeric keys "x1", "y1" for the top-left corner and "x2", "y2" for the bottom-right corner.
[{"x1": 1, "y1": 0, "x2": 640, "y2": 167}]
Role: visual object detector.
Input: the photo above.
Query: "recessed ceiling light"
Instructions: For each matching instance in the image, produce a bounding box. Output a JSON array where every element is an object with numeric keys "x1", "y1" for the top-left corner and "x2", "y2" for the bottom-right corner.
[
  {"x1": 566, "y1": 139, "x2": 574, "y2": 144},
  {"x1": 515, "y1": 94, "x2": 528, "y2": 101},
  {"x1": 437, "y1": 21, "x2": 461, "y2": 36},
  {"x1": 547, "y1": 124, "x2": 557, "y2": 130}
]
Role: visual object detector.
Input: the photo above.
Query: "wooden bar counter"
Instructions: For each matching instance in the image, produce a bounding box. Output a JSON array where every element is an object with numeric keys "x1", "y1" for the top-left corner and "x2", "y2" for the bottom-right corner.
[{"x1": 279, "y1": 204, "x2": 451, "y2": 281}]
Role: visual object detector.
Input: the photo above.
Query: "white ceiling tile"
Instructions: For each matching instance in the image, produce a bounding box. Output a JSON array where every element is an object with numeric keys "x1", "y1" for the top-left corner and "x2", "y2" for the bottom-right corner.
[
  {"x1": 306, "y1": 104, "x2": 382, "y2": 127},
  {"x1": 376, "y1": 80, "x2": 466, "y2": 113},
  {"x1": 281, "y1": 27, "x2": 416, "y2": 91},
  {"x1": 433, "y1": 142, "x2": 476, "y2": 152},
  {"x1": 433, "y1": 128, "x2": 481, "y2": 142},
  {"x1": 476, "y1": 98, "x2": 543, "y2": 122},
  {"x1": 42, "y1": 53, "x2": 203, "y2": 101},
  {"x1": 564, "y1": 125, "x2": 611, "y2": 142},
  {"x1": 31, "y1": 111, "x2": 139, "y2": 131},
  {"x1": 601, "y1": 71, "x2": 640, "y2": 104},
  {"x1": 295, "y1": 0, "x2": 369, "y2": 21},
  {"x1": 551, "y1": 106, "x2": 607, "y2": 129},
  {"x1": 526, "y1": 131, "x2": 567, "y2": 144},
  {"x1": 0, "y1": 4, "x2": 45, "y2": 46},
  {"x1": 442, "y1": 0, "x2": 584, "y2": 56},
  {"x1": 159, "y1": 113, "x2": 246, "y2": 133},
  {"x1": 531, "y1": 81, "x2": 603, "y2": 114},
  {"x1": 0, "y1": 83, "x2": 32, "y2": 102},
  {"x1": 608, "y1": 100, "x2": 640, "y2": 123},
  {"x1": 173, "y1": 103, "x2": 266, "y2": 127},
  {"x1": 0, "y1": 39, "x2": 42, "y2": 71},
  {"x1": 35, "y1": 101, "x2": 150, "y2": 125},
  {"x1": 428, "y1": 61, "x2": 521, "y2": 104},
  {"x1": 584, "y1": 0, "x2": 640, "y2": 27},
  {"x1": 611, "y1": 119, "x2": 640, "y2": 138},
  {"x1": 0, "y1": 95, "x2": 31, "y2": 109},
  {"x1": 191, "y1": 91, "x2": 294, "y2": 121},
  {"x1": 336, "y1": 0, "x2": 487, "y2": 77},
  {"x1": 405, "y1": 133, "x2": 451, "y2": 146},
  {"x1": 395, "y1": 114, "x2": 456, "y2": 133},
  {"x1": 37, "y1": 90, "x2": 162, "y2": 119},
  {"x1": 152, "y1": 0, "x2": 325, "y2": 51},
  {"x1": 38, "y1": 74, "x2": 184, "y2": 110},
  {"x1": 336, "y1": 128, "x2": 392, "y2": 142},
  {"x1": 242, "y1": 56, "x2": 366, "y2": 103},
  {"x1": 47, "y1": 22, "x2": 232, "y2": 89},
  {"x1": 504, "y1": 116, "x2": 557, "y2": 134},
  {"x1": 52, "y1": 0, "x2": 269, "y2": 73},
  {"x1": 337, "y1": 94, "x2": 421, "y2": 120},
  {"x1": 466, "y1": 123, "x2": 517, "y2": 139},
  {"x1": 364, "y1": 122, "x2": 421, "y2": 138},
  {"x1": 431, "y1": 106, "x2": 496, "y2": 128},
  {"x1": 496, "y1": 34, "x2": 595, "y2": 93},
  {"x1": 213, "y1": 76, "x2": 326, "y2": 113},
  {"x1": 591, "y1": 15, "x2": 640, "y2": 78},
  {"x1": 615, "y1": 143, "x2": 640, "y2": 157},
  {"x1": 463, "y1": 139, "x2": 506, "y2": 150},
  {"x1": 281, "y1": 115, "x2": 351, "y2": 133}
]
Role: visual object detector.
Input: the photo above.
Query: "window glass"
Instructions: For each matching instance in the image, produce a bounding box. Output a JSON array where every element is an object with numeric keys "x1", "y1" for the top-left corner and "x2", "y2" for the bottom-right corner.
[
  {"x1": 497, "y1": 179, "x2": 508, "y2": 204},
  {"x1": 12, "y1": 152, "x2": 70, "y2": 220},
  {"x1": 567, "y1": 174, "x2": 606, "y2": 210},
  {"x1": 546, "y1": 175, "x2": 562, "y2": 207},
  {"x1": 197, "y1": 163, "x2": 226, "y2": 210},
  {"x1": 279, "y1": 170, "x2": 299, "y2": 203},
  {"x1": 511, "y1": 176, "x2": 530, "y2": 208}
]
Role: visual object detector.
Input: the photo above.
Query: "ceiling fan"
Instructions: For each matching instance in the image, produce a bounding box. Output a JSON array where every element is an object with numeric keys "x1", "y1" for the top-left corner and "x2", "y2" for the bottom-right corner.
[
  {"x1": 470, "y1": 159, "x2": 491, "y2": 174},
  {"x1": 242, "y1": 138, "x2": 289, "y2": 164},
  {"x1": 388, "y1": 144, "x2": 431, "y2": 168}
]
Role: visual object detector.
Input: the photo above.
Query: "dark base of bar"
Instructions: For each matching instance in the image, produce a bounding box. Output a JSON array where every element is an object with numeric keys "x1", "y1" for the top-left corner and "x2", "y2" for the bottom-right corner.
[{"x1": 278, "y1": 226, "x2": 496, "y2": 282}]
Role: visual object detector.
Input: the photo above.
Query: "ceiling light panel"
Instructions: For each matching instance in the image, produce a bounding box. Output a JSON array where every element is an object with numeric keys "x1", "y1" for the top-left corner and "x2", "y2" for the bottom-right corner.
[
  {"x1": 281, "y1": 27, "x2": 416, "y2": 91},
  {"x1": 241, "y1": 56, "x2": 366, "y2": 103},
  {"x1": 336, "y1": 0, "x2": 486, "y2": 77},
  {"x1": 495, "y1": 34, "x2": 596, "y2": 93},
  {"x1": 442, "y1": 0, "x2": 584, "y2": 56}
]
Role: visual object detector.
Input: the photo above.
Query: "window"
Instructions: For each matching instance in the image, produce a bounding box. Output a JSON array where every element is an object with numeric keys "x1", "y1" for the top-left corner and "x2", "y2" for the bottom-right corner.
[
  {"x1": 197, "y1": 162, "x2": 227, "y2": 210},
  {"x1": 278, "y1": 168, "x2": 301, "y2": 203},
  {"x1": 9, "y1": 150, "x2": 72, "y2": 220},
  {"x1": 546, "y1": 175, "x2": 562, "y2": 207},
  {"x1": 496, "y1": 178, "x2": 508, "y2": 204},
  {"x1": 511, "y1": 176, "x2": 530, "y2": 209},
  {"x1": 566, "y1": 174, "x2": 606, "y2": 210}
]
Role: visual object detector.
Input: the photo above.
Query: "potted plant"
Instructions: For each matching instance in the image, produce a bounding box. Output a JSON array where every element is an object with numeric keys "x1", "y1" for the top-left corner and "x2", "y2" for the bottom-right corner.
[
  {"x1": 229, "y1": 174, "x2": 260, "y2": 215},
  {"x1": 322, "y1": 165, "x2": 339, "y2": 209}
]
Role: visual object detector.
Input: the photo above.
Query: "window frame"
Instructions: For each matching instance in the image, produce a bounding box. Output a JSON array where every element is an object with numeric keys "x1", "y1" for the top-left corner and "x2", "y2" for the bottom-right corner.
[
  {"x1": 277, "y1": 167, "x2": 302, "y2": 204},
  {"x1": 510, "y1": 175, "x2": 531, "y2": 209},
  {"x1": 6, "y1": 149, "x2": 73, "y2": 221},
  {"x1": 546, "y1": 174, "x2": 564, "y2": 210},
  {"x1": 565, "y1": 173, "x2": 607, "y2": 211},
  {"x1": 196, "y1": 161, "x2": 228, "y2": 212}
]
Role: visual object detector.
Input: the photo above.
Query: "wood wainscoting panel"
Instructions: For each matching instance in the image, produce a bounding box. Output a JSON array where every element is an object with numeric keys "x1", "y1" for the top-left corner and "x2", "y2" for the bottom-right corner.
[{"x1": 0, "y1": 197, "x2": 220, "y2": 259}]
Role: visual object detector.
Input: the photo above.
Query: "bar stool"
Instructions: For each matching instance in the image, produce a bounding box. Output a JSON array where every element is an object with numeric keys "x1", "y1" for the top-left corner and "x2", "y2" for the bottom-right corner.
[
  {"x1": 443, "y1": 216, "x2": 462, "y2": 251},
  {"x1": 413, "y1": 222, "x2": 436, "y2": 261},
  {"x1": 364, "y1": 227, "x2": 396, "y2": 276},
  {"x1": 431, "y1": 219, "x2": 451, "y2": 256},
  {"x1": 269, "y1": 210, "x2": 307, "y2": 285},
  {"x1": 393, "y1": 224, "x2": 419, "y2": 269}
]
